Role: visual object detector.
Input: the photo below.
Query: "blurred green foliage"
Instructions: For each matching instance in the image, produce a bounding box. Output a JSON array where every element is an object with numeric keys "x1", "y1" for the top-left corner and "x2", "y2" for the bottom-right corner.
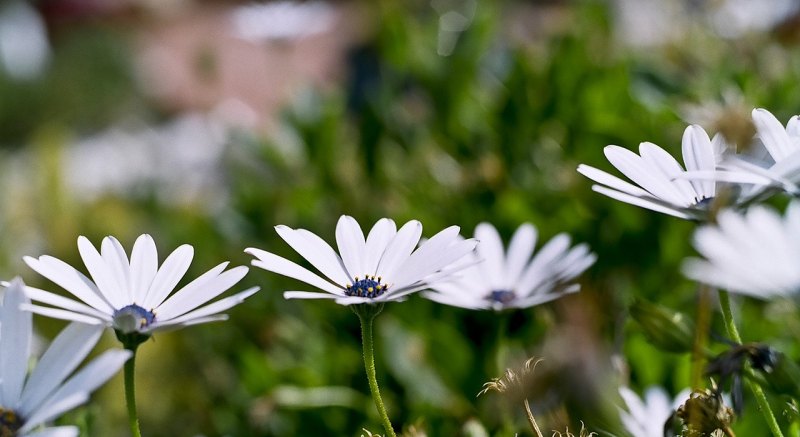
[{"x1": 2, "y1": 0, "x2": 800, "y2": 436}]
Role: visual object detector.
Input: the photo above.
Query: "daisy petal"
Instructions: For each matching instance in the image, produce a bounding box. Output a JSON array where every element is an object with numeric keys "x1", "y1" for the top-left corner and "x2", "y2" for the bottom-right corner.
[
  {"x1": 591, "y1": 185, "x2": 694, "y2": 219},
  {"x1": 77, "y1": 236, "x2": 127, "y2": 308},
  {"x1": 20, "y1": 323, "x2": 104, "y2": 414},
  {"x1": 246, "y1": 248, "x2": 344, "y2": 295},
  {"x1": 275, "y1": 225, "x2": 350, "y2": 285},
  {"x1": 364, "y1": 219, "x2": 397, "y2": 275},
  {"x1": 23, "y1": 256, "x2": 114, "y2": 314},
  {"x1": 141, "y1": 244, "x2": 194, "y2": 309},
  {"x1": 0, "y1": 280, "x2": 32, "y2": 408},
  {"x1": 100, "y1": 236, "x2": 132, "y2": 303},
  {"x1": 504, "y1": 223, "x2": 537, "y2": 285},
  {"x1": 375, "y1": 220, "x2": 423, "y2": 280},
  {"x1": 129, "y1": 234, "x2": 158, "y2": 304},
  {"x1": 155, "y1": 266, "x2": 248, "y2": 320},
  {"x1": 475, "y1": 223, "x2": 505, "y2": 290},
  {"x1": 336, "y1": 215, "x2": 367, "y2": 279}
]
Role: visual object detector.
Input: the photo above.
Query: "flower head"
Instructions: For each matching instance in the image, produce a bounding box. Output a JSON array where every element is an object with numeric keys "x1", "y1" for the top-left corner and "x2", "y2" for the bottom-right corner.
[
  {"x1": 683, "y1": 201, "x2": 800, "y2": 299},
  {"x1": 0, "y1": 278, "x2": 130, "y2": 437},
  {"x1": 20, "y1": 234, "x2": 258, "y2": 335},
  {"x1": 619, "y1": 386, "x2": 689, "y2": 437},
  {"x1": 245, "y1": 215, "x2": 477, "y2": 305},
  {"x1": 578, "y1": 125, "x2": 765, "y2": 220},
  {"x1": 422, "y1": 223, "x2": 595, "y2": 311}
]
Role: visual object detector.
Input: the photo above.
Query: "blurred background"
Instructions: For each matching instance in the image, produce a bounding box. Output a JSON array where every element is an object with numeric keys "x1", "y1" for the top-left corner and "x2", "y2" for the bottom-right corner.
[{"x1": 2, "y1": 0, "x2": 800, "y2": 435}]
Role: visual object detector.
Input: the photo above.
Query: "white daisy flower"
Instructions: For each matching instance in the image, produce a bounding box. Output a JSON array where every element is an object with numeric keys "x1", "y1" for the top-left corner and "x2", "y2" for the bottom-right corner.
[
  {"x1": 619, "y1": 386, "x2": 689, "y2": 437},
  {"x1": 421, "y1": 222, "x2": 596, "y2": 310},
  {"x1": 0, "y1": 278, "x2": 130, "y2": 437},
  {"x1": 245, "y1": 215, "x2": 478, "y2": 305},
  {"x1": 683, "y1": 201, "x2": 800, "y2": 299},
  {"x1": 577, "y1": 125, "x2": 768, "y2": 220},
  {"x1": 727, "y1": 108, "x2": 800, "y2": 192},
  {"x1": 18, "y1": 234, "x2": 259, "y2": 334}
]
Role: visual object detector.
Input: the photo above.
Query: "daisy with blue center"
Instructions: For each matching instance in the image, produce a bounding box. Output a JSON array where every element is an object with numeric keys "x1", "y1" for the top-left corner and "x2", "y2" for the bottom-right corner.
[
  {"x1": 17, "y1": 234, "x2": 259, "y2": 437},
  {"x1": 0, "y1": 278, "x2": 130, "y2": 437},
  {"x1": 423, "y1": 222, "x2": 596, "y2": 311},
  {"x1": 246, "y1": 215, "x2": 477, "y2": 437}
]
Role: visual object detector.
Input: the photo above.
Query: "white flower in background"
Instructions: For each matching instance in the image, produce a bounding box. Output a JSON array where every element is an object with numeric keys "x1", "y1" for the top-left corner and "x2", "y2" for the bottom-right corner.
[
  {"x1": 422, "y1": 223, "x2": 596, "y2": 310},
  {"x1": 619, "y1": 386, "x2": 689, "y2": 437},
  {"x1": 726, "y1": 108, "x2": 800, "y2": 193},
  {"x1": 0, "y1": 278, "x2": 130, "y2": 437},
  {"x1": 246, "y1": 215, "x2": 477, "y2": 305},
  {"x1": 577, "y1": 125, "x2": 768, "y2": 220},
  {"x1": 231, "y1": 1, "x2": 337, "y2": 42},
  {"x1": 19, "y1": 234, "x2": 258, "y2": 334},
  {"x1": 683, "y1": 202, "x2": 800, "y2": 298}
]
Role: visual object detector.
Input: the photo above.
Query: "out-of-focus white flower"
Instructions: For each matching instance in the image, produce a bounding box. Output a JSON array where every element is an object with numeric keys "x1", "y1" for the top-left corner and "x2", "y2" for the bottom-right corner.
[
  {"x1": 246, "y1": 215, "x2": 477, "y2": 305},
  {"x1": 578, "y1": 125, "x2": 769, "y2": 220},
  {"x1": 0, "y1": 278, "x2": 130, "y2": 437},
  {"x1": 422, "y1": 223, "x2": 595, "y2": 310},
  {"x1": 683, "y1": 202, "x2": 800, "y2": 298},
  {"x1": 0, "y1": 2, "x2": 50, "y2": 80},
  {"x1": 20, "y1": 234, "x2": 258, "y2": 334},
  {"x1": 619, "y1": 386, "x2": 689, "y2": 437},
  {"x1": 231, "y1": 1, "x2": 336, "y2": 42},
  {"x1": 708, "y1": 0, "x2": 798, "y2": 38}
]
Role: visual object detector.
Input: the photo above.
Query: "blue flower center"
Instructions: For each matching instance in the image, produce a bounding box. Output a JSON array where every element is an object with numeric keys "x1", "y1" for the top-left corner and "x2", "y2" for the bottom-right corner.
[
  {"x1": 487, "y1": 289, "x2": 516, "y2": 305},
  {"x1": 345, "y1": 275, "x2": 388, "y2": 298},
  {"x1": 113, "y1": 304, "x2": 156, "y2": 333},
  {"x1": 0, "y1": 408, "x2": 22, "y2": 437},
  {"x1": 695, "y1": 196, "x2": 715, "y2": 208}
]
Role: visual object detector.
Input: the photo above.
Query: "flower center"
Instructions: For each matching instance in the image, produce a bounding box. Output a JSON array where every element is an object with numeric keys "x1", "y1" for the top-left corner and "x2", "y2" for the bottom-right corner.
[
  {"x1": 487, "y1": 289, "x2": 516, "y2": 305},
  {"x1": 695, "y1": 196, "x2": 715, "y2": 208},
  {"x1": 0, "y1": 408, "x2": 22, "y2": 437},
  {"x1": 112, "y1": 304, "x2": 156, "y2": 334},
  {"x1": 345, "y1": 275, "x2": 388, "y2": 298}
]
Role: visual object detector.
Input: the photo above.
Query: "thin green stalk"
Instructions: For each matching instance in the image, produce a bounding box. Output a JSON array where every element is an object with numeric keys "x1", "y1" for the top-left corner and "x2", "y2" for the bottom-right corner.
[
  {"x1": 124, "y1": 346, "x2": 142, "y2": 437},
  {"x1": 718, "y1": 290, "x2": 784, "y2": 437},
  {"x1": 691, "y1": 285, "x2": 713, "y2": 391},
  {"x1": 355, "y1": 304, "x2": 397, "y2": 437},
  {"x1": 523, "y1": 398, "x2": 544, "y2": 437}
]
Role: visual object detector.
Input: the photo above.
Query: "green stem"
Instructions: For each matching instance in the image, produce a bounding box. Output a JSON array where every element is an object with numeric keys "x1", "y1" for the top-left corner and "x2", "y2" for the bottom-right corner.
[
  {"x1": 355, "y1": 305, "x2": 397, "y2": 437},
  {"x1": 523, "y1": 398, "x2": 544, "y2": 437},
  {"x1": 718, "y1": 290, "x2": 784, "y2": 437},
  {"x1": 124, "y1": 345, "x2": 142, "y2": 437}
]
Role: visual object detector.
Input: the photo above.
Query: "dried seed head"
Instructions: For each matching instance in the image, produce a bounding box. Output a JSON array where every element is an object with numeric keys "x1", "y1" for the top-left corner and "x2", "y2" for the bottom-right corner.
[
  {"x1": 675, "y1": 388, "x2": 735, "y2": 436},
  {"x1": 478, "y1": 357, "x2": 543, "y2": 399}
]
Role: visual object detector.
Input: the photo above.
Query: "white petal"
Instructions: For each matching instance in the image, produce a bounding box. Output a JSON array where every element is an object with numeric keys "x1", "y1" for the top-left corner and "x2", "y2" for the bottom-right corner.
[
  {"x1": 591, "y1": 185, "x2": 694, "y2": 219},
  {"x1": 129, "y1": 234, "x2": 158, "y2": 304},
  {"x1": 753, "y1": 108, "x2": 794, "y2": 161},
  {"x1": 283, "y1": 291, "x2": 341, "y2": 300},
  {"x1": 375, "y1": 220, "x2": 422, "y2": 280},
  {"x1": 23, "y1": 350, "x2": 131, "y2": 431},
  {"x1": 605, "y1": 145, "x2": 688, "y2": 206},
  {"x1": 0, "y1": 279, "x2": 32, "y2": 408},
  {"x1": 681, "y1": 125, "x2": 716, "y2": 198},
  {"x1": 24, "y1": 426, "x2": 80, "y2": 437},
  {"x1": 639, "y1": 142, "x2": 697, "y2": 202},
  {"x1": 336, "y1": 215, "x2": 367, "y2": 279},
  {"x1": 21, "y1": 304, "x2": 107, "y2": 325},
  {"x1": 147, "y1": 315, "x2": 229, "y2": 332},
  {"x1": 21, "y1": 285, "x2": 111, "y2": 320},
  {"x1": 246, "y1": 248, "x2": 344, "y2": 295},
  {"x1": 577, "y1": 164, "x2": 651, "y2": 197},
  {"x1": 23, "y1": 256, "x2": 114, "y2": 314},
  {"x1": 505, "y1": 223, "x2": 537, "y2": 285},
  {"x1": 20, "y1": 323, "x2": 104, "y2": 414},
  {"x1": 474, "y1": 223, "x2": 505, "y2": 290},
  {"x1": 391, "y1": 228, "x2": 473, "y2": 290},
  {"x1": 141, "y1": 244, "x2": 194, "y2": 309},
  {"x1": 155, "y1": 266, "x2": 249, "y2": 320},
  {"x1": 152, "y1": 287, "x2": 258, "y2": 328},
  {"x1": 275, "y1": 225, "x2": 350, "y2": 285},
  {"x1": 77, "y1": 236, "x2": 127, "y2": 308},
  {"x1": 100, "y1": 236, "x2": 132, "y2": 303},
  {"x1": 364, "y1": 219, "x2": 397, "y2": 275},
  {"x1": 517, "y1": 234, "x2": 570, "y2": 297}
]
